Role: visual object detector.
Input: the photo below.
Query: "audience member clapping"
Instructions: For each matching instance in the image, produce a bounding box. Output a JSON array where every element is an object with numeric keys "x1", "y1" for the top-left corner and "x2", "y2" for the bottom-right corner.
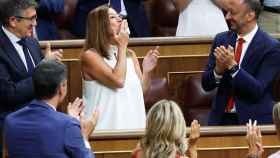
[
  {"x1": 131, "y1": 99, "x2": 200, "y2": 158},
  {"x1": 246, "y1": 102, "x2": 280, "y2": 158}
]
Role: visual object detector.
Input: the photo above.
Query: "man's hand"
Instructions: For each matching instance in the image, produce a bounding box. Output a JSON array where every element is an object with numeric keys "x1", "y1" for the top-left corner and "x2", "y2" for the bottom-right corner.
[
  {"x1": 45, "y1": 42, "x2": 63, "y2": 61},
  {"x1": 214, "y1": 45, "x2": 237, "y2": 74},
  {"x1": 67, "y1": 97, "x2": 84, "y2": 121},
  {"x1": 80, "y1": 109, "x2": 99, "y2": 140}
]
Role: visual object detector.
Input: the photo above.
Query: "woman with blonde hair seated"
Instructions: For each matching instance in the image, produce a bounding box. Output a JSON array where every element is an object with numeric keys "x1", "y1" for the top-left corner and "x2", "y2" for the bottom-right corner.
[{"x1": 131, "y1": 99, "x2": 200, "y2": 158}]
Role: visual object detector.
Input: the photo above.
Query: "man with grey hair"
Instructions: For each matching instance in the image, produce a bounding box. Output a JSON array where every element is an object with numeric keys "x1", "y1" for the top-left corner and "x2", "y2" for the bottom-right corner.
[
  {"x1": 4, "y1": 60, "x2": 98, "y2": 158},
  {"x1": 0, "y1": 0, "x2": 62, "y2": 156},
  {"x1": 202, "y1": 0, "x2": 280, "y2": 125}
]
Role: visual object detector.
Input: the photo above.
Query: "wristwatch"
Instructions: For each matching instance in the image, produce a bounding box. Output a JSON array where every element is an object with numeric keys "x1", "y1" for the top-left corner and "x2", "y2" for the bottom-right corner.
[{"x1": 228, "y1": 64, "x2": 239, "y2": 75}]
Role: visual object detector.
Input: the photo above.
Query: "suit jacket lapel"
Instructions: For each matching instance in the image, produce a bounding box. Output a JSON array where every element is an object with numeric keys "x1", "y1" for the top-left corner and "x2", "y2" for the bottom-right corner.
[
  {"x1": 228, "y1": 31, "x2": 238, "y2": 48},
  {"x1": 241, "y1": 29, "x2": 265, "y2": 70},
  {"x1": 0, "y1": 28, "x2": 27, "y2": 73}
]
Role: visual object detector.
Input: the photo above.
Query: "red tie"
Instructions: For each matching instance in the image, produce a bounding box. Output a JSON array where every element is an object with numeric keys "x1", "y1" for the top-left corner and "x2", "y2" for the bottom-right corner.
[{"x1": 226, "y1": 38, "x2": 245, "y2": 112}]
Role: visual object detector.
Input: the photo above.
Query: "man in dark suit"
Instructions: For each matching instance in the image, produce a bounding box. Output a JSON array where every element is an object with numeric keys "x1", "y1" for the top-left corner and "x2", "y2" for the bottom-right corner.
[
  {"x1": 0, "y1": 1, "x2": 62, "y2": 155},
  {"x1": 71, "y1": 0, "x2": 150, "y2": 38},
  {"x1": 202, "y1": 0, "x2": 280, "y2": 125},
  {"x1": 0, "y1": 0, "x2": 62, "y2": 123},
  {"x1": 4, "y1": 60, "x2": 98, "y2": 158}
]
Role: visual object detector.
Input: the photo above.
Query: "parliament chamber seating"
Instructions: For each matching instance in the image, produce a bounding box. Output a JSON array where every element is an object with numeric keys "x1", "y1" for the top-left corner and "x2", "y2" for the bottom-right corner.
[
  {"x1": 144, "y1": 78, "x2": 171, "y2": 112},
  {"x1": 145, "y1": 0, "x2": 179, "y2": 36},
  {"x1": 43, "y1": 34, "x2": 280, "y2": 126},
  {"x1": 90, "y1": 125, "x2": 279, "y2": 158},
  {"x1": 50, "y1": 0, "x2": 180, "y2": 39},
  {"x1": 4, "y1": 35, "x2": 280, "y2": 158},
  {"x1": 178, "y1": 74, "x2": 216, "y2": 126}
]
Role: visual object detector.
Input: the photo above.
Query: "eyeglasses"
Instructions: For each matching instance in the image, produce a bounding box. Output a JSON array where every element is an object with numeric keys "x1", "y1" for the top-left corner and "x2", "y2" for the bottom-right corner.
[{"x1": 15, "y1": 15, "x2": 37, "y2": 22}]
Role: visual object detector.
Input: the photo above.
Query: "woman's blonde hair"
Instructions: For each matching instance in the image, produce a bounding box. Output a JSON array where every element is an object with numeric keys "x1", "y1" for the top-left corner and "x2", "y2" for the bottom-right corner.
[
  {"x1": 140, "y1": 99, "x2": 187, "y2": 158},
  {"x1": 83, "y1": 4, "x2": 112, "y2": 59},
  {"x1": 273, "y1": 102, "x2": 280, "y2": 126}
]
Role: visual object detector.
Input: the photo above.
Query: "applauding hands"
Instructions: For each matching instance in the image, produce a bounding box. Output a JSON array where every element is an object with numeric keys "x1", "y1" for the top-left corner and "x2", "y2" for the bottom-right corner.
[
  {"x1": 187, "y1": 120, "x2": 200, "y2": 158},
  {"x1": 67, "y1": 97, "x2": 99, "y2": 140},
  {"x1": 214, "y1": 45, "x2": 236, "y2": 75},
  {"x1": 45, "y1": 42, "x2": 63, "y2": 61},
  {"x1": 246, "y1": 119, "x2": 263, "y2": 158},
  {"x1": 142, "y1": 46, "x2": 160, "y2": 73}
]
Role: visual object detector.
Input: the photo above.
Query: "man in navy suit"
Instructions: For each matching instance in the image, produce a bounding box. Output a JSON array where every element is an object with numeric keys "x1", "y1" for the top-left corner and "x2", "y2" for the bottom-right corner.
[
  {"x1": 0, "y1": 0, "x2": 62, "y2": 156},
  {"x1": 0, "y1": 0, "x2": 62, "y2": 121},
  {"x1": 4, "y1": 59, "x2": 98, "y2": 158},
  {"x1": 71, "y1": 0, "x2": 150, "y2": 38},
  {"x1": 202, "y1": 0, "x2": 280, "y2": 125}
]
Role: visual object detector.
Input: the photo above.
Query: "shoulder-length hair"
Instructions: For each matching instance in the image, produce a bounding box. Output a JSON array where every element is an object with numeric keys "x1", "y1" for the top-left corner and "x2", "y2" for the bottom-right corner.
[
  {"x1": 140, "y1": 99, "x2": 188, "y2": 158},
  {"x1": 83, "y1": 4, "x2": 112, "y2": 59}
]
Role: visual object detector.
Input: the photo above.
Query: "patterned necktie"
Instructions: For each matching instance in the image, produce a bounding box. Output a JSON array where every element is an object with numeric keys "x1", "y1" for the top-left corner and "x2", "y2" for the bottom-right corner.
[
  {"x1": 17, "y1": 38, "x2": 34, "y2": 74},
  {"x1": 111, "y1": 0, "x2": 121, "y2": 13},
  {"x1": 226, "y1": 38, "x2": 245, "y2": 112}
]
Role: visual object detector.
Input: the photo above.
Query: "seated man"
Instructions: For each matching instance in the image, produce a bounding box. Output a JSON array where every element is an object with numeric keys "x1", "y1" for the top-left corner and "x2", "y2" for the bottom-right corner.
[{"x1": 4, "y1": 59, "x2": 98, "y2": 158}]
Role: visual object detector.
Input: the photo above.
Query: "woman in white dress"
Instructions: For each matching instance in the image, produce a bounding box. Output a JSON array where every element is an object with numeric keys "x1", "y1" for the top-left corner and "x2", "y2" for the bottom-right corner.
[
  {"x1": 80, "y1": 5, "x2": 159, "y2": 131},
  {"x1": 175, "y1": 0, "x2": 228, "y2": 37}
]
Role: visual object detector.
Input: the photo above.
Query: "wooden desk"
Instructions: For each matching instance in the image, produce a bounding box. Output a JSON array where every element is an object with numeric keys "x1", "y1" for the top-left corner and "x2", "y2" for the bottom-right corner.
[
  {"x1": 91, "y1": 125, "x2": 279, "y2": 158},
  {"x1": 39, "y1": 34, "x2": 280, "y2": 60}
]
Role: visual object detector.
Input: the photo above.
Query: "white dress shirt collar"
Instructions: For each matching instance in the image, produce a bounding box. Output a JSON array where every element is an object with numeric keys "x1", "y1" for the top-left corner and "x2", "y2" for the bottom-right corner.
[
  {"x1": 2, "y1": 26, "x2": 21, "y2": 44},
  {"x1": 44, "y1": 101, "x2": 57, "y2": 111},
  {"x1": 2, "y1": 26, "x2": 36, "y2": 71},
  {"x1": 236, "y1": 24, "x2": 258, "y2": 66},
  {"x1": 237, "y1": 24, "x2": 258, "y2": 44}
]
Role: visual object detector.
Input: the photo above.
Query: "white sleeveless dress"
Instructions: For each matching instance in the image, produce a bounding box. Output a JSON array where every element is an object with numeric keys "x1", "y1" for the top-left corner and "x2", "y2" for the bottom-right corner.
[
  {"x1": 176, "y1": 0, "x2": 228, "y2": 37},
  {"x1": 83, "y1": 46, "x2": 146, "y2": 131}
]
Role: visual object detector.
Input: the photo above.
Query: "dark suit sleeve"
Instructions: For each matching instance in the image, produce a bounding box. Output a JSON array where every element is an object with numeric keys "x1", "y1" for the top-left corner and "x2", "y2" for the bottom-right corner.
[
  {"x1": 0, "y1": 56, "x2": 34, "y2": 109},
  {"x1": 232, "y1": 46, "x2": 280, "y2": 101},
  {"x1": 64, "y1": 119, "x2": 95, "y2": 158},
  {"x1": 201, "y1": 35, "x2": 220, "y2": 91}
]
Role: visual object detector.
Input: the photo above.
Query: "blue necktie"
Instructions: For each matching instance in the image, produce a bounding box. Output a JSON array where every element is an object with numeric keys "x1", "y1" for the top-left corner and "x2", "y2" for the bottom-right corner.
[
  {"x1": 17, "y1": 39, "x2": 34, "y2": 74},
  {"x1": 111, "y1": 0, "x2": 121, "y2": 13}
]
